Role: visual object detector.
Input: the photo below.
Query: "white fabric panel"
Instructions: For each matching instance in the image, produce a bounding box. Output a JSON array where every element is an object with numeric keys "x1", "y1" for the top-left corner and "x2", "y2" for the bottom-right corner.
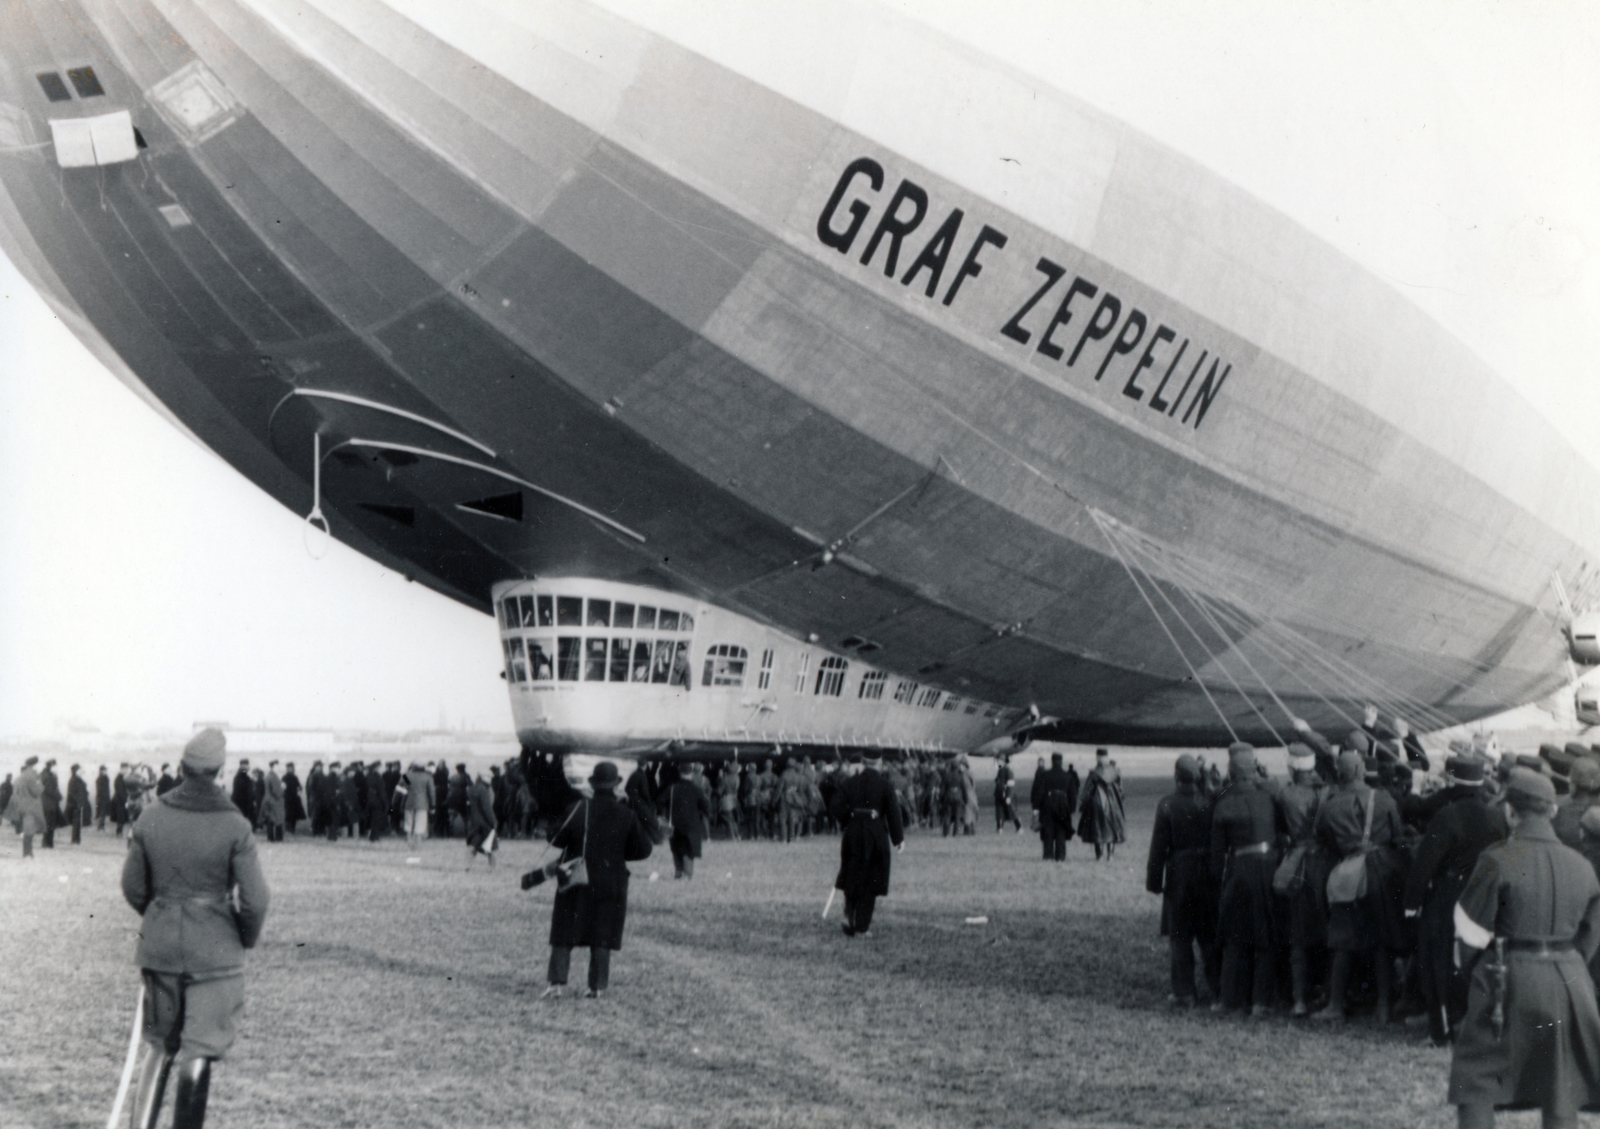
[{"x1": 49, "y1": 118, "x2": 97, "y2": 168}]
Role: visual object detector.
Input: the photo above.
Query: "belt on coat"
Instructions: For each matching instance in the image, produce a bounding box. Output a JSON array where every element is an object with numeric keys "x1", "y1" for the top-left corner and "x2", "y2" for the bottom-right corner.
[
  {"x1": 1230, "y1": 841, "x2": 1272, "y2": 856},
  {"x1": 1506, "y1": 938, "x2": 1575, "y2": 955},
  {"x1": 850, "y1": 808, "x2": 880, "y2": 820},
  {"x1": 151, "y1": 893, "x2": 232, "y2": 906}
]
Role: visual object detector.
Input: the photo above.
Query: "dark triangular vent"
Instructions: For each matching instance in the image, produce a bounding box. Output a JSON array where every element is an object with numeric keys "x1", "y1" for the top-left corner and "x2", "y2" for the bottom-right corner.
[
  {"x1": 457, "y1": 491, "x2": 523, "y2": 522},
  {"x1": 358, "y1": 503, "x2": 415, "y2": 526}
]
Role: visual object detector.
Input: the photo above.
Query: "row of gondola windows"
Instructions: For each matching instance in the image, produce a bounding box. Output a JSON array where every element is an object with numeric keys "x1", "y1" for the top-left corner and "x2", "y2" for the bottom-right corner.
[
  {"x1": 499, "y1": 594, "x2": 693, "y2": 633},
  {"x1": 503, "y1": 636, "x2": 692, "y2": 685},
  {"x1": 501, "y1": 633, "x2": 1003, "y2": 719}
]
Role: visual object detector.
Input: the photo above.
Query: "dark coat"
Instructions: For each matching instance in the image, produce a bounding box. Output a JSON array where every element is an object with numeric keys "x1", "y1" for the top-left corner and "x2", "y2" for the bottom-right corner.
[
  {"x1": 1209, "y1": 779, "x2": 1282, "y2": 949},
  {"x1": 466, "y1": 779, "x2": 496, "y2": 847},
  {"x1": 95, "y1": 771, "x2": 112, "y2": 820},
  {"x1": 1034, "y1": 765, "x2": 1078, "y2": 835},
  {"x1": 65, "y1": 772, "x2": 91, "y2": 825},
  {"x1": 662, "y1": 779, "x2": 713, "y2": 856},
  {"x1": 259, "y1": 770, "x2": 286, "y2": 826},
  {"x1": 1079, "y1": 763, "x2": 1126, "y2": 844},
  {"x1": 365, "y1": 769, "x2": 390, "y2": 833},
  {"x1": 230, "y1": 769, "x2": 256, "y2": 823},
  {"x1": 1449, "y1": 817, "x2": 1600, "y2": 1112},
  {"x1": 1146, "y1": 785, "x2": 1215, "y2": 941},
  {"x1": 40, "y1": 766, "x2": 63, "y2": 829},
  {"x1": 831, "y1": 767, "x2": 905, "y2": 899},
  {"x1": 112, "y1": 773, "x2": 129, "y2": 823},
  {"x1": 308, "y1": 770, "x2": 337, "y2": 818},
  {"x1": 157, "y1": 772, "x2": 177, "y2": 797},
  {"x1": 548, "y1": 792, "x2": 653, "y2": 951},
  {"x1": 120, "y1": 777, "x2": 270, "y2": 974}
]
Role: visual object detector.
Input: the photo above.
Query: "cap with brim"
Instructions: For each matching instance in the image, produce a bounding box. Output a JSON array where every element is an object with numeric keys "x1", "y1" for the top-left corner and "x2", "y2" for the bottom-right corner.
[
  {"x1": 1444, "y1": 756, "x2": 1485, "y2": 785},
  {"x1": 1568, "y1": 742, "x2": 1594, "y2": 761},
  {"x1": 181, "y1": 728, "x2": 226, "y2": 772},
  {"x1": 1175, "y1": 755, "x2": 1201, "y2": 784},
  {"x1": 1581, "y1": 805, "x2": 1600, "y2": 838},
  {"x1": 1542, "y1": 744, "x2": 1577, "y2": 776},
  {"x1": 1505, "y1": 767, "x2": 1558, "y2": 810},
  {"x1": 1345, "y1": 730, "x2": 1371, "y2": 755},
  {"x1": 1228, "y1": 743, "x2": 1256, "y2": 775},
  {"x1": 1572, "y1": 758, "x2": 1600, "y2": 793},
  {"x1": 1286, "y1": 743, "x2": 1315, "y2": 772}
]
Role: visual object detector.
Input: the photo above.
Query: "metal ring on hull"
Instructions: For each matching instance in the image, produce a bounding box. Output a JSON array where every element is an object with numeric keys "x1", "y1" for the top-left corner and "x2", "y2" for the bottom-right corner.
[{"x1": 328, "y1": 438, "x2": 647, "y2": 545}]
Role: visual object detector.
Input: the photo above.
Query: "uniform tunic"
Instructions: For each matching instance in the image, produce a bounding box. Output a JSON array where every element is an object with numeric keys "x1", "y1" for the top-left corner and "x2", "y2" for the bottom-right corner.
[
  {"x1": 1448, "y1": 818, "x2": 1600, "y2": 1113},
  {"x1": 1146, "y1": 785, "x2": 1215, "y2": 941},
  {"x1": 548, "y1": 793, "x2": 653, "y2": 951},
  {"x1": 1277, "y1": 779, "x2": 1329, "y2": 949},
  {"x1": 1315, "y1": 783, "x2": 1406, "y2": 952},
  {"x1": 1078, "y1": 763, "x2": 1127, "y2": 846},
  {"x1": 120, "y1": 777, "x2": 270, "y2": 1060},
  {"x1": 1209, "y1": 780, "x2": 1281, "y2": 949}
]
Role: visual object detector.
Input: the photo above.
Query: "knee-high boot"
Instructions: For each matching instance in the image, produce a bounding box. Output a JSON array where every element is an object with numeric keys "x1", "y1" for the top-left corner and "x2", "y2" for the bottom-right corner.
[
  {"x1": 132, "y1": 1048, "x2": 174, "y2": 1129},
  {"x1": 1290, "y1": 947, "x2": 1311, "y2": 1017},
  {"x1": 171, "y1": 1057, "x2": 212, "y2": 1129},
  {"x1": 1313, "y1": 952, "x2": 1351, "y2": 1021}
]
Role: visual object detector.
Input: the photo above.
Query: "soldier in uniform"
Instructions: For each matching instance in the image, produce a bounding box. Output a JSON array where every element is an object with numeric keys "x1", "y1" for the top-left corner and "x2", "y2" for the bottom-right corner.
[
  {"x1": 1449, "y1": 769, "x2": 1600, "y2": 1129},
  {"x1": 229, "y1": 759, "x2": 255, "y2": 828},
  {"x1": 1079, "y1": 748, "x2": 1126, "y2": 860},
  {"x1": 661, "y1": 766, "x2": 713, "y2": 878},
  {"x1": 95, "y1": 765, "x2": 112, "y2": 832},
  {"x1": 1034, "y1": 753, "x2": 1077, "y2": 862},
  {"x1": 1403, "y1": 755, "x2": 1507, "y2": 1045},
  {"x1": 121, "y1": 728, "x2": 270, "y2": 1129},
  {"x1": 1278, "y1": 742, "x2": 1328, "y2": 1017},
  {"x1": 1146, "y1": 755, "x2": 1219, "y2": 1006},
  {"x1": 39, "y1": 759, "x2": 63, "y2": 849},
  {"x1": 1313, "y1": 749, "x2": 1407, "y2": 1023},
  {"x1": 1209, "y1": 743, "x2": 1283, "y2": 1016},
  {"x1": 994, "y1": 756, "x2": 1022, "y2": 833},
  {"x1": 64, "y1": 764, "x2": 91, "y2": 845},
  {"x1": 831, "y1": 752, "x2": 906, "y2": 938}
]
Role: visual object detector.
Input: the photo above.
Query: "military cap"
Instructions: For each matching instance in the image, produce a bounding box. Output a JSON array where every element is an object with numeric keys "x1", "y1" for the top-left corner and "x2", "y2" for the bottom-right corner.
[
  {"x1": 1174, "y1": 754, "x2": 1201, "y2": 784},
  {"x1": 1444, "y1": 756, "x2": 1485, "y2": 785},
  {"x1": 1542, "y1": 743, "x2": 1577, "y2": 775},
  {"x1": 1504, "y1": 767, "x2": 1557, "y2": 810},
  {"x1": 1569, "y1": 757, "x2": 1600, "y2": 793},
  {"x1": 1287, "y1": 743, "x2": 1315, "y2": 772},
  {"x1": 182, "y1": 727, "x2": 226, "y2": 772}
]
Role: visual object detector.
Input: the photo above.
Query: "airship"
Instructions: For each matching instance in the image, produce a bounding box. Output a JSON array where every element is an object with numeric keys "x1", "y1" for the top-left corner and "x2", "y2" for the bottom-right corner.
[{"x1": 2, "y1": 0, "x2": 1596, "y2": 761}]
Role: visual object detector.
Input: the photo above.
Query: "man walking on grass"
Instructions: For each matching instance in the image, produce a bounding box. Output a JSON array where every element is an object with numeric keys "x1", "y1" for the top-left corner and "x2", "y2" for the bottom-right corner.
[
  {"x1": 830, "y1": 752, "x2": 905, "y2": 938},
  {"x1": 121, "y1": 727, "x2": 270, "y2": 1129}
]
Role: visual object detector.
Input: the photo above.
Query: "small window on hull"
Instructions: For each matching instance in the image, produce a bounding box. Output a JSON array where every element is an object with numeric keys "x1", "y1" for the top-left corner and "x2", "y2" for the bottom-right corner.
[
  {"x1": 529, "y1": 639, "x2": 554, "y2": 682},
  {"x1": 587, "y1": 599, "x2": 610, "y2": 627},
  {"x1": 702, "y1": 644, "x2": 748, "y2": 688},
  {"x1": 557, "y1": 637, "x2": 581, "y2": 681},
  {"x1": 503, "y1": 637, "x2": 526, "y2": 683},
  {"x1": 609, "y1": 638, "x2": 631, "y2": 682},
  {"x1": 37, "y1": 72, "x2": 72, "y2": 102},
  {"x1": 894, "y1": 681, "x2": 918, "y2": 705},
  {"x1": 859, "y1": 671, "x2": 887, "y2": 701},
  {"x1": 500, "y1": 598, "x2": 520, "y2": 628},
  {"x1": 793, "y1": 652, "x2": 810, "y2": 694},
  {"x1": 518, "y1": 595, "x2": 536, "y2": 628},
  {"x1": 943, "y1": 696, "x2": 963, "y2": 712},
  {"x1": 658, "y1": 609, "x2": 680, "y2": 632},
  {"x1": 636, "y1": 606, "x2": 657, "y2": 630},
  {"x1": 632, "y1": 640, "x2": 654, "y2": 681},
  {"x1": 537, "y1": 595, "x2": 553, "y2": 626},
  {"x1": 669, "y1": 641, "x2": 692, "y2": 688},
  {"x1": 584, "y1": 638, "x2": 607, "y2": 681},
  {"x1": 614, "y1": 602, "x2": 635, "y2": 629},
  {"x1": 758, "y1": 649, "x2": 774, "y2": 690},
  {"x1": 651, "y1": 643, "x2": 673, "y2": 684},
  {"x1": 67, "y1": 66, "x2": 105, "y2": 98},
  {"x1": 815, "y1": 656, "x2": 848, "y2": 697},
  {"x1": 557, "y1": 597, "x2": 582, "y2": 626}
]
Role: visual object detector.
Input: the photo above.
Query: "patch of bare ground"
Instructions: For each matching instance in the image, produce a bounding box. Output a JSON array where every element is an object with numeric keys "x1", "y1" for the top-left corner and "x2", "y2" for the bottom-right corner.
[{"x1": 0, "y1": 787, "x2": 1550, "y2": 1128}]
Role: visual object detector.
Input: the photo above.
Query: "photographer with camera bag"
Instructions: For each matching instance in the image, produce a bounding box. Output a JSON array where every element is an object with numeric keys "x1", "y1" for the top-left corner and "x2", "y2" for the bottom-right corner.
[{"x1": 526, "y1": 761, "x2": 654, "y2": 999}]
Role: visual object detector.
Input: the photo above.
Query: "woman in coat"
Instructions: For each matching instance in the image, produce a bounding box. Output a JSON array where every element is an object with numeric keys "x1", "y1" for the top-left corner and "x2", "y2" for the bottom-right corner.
[
  {"x1": 539, "y1": 761, "x2": 653, "y2": 998},
  {"x1": 11, "y1": 757, "x2": 47, "y2": 857}
]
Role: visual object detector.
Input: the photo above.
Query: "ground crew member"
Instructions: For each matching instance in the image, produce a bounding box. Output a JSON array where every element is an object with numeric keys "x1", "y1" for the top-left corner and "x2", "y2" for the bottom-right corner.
[
  {"x1": 1146, "y1": 755, "x2": 1218, "y2": 1006},
  {"x1": 1210, "y1": 743, "x2": 1282, "y2": 1016},
  {"x1": 830, "y1": 752, "x2": 905, "y2": 937},
  {"x1": 120, "y1": 727, "x2": 270, "y2": 1129},
  {"x1": 1449, "y1": 768, "x2": 1600, "y2": 1129},
  {"x1": 1278, "y1": 742, "x2": 1328, "y2": 1017},
  {"x1": 1034, "y1": 753, "x2": 1077, "y2": 862},
  {"x1": 1403, "y1": 755, "x2": 1506, "y2": 1046}
]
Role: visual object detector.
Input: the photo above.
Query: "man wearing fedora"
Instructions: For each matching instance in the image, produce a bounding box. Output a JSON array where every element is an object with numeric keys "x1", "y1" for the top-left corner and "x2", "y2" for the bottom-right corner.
[
  {"x1": 121, "y1": 727, "x2": 271, "y2": 1129},
  {"x1": 1403, "y1": 754, "x2": 1507, "y2": 1046},
  {"x1": 539, "y1": 760, "x2": 654, "y2": 999},
  {"x1": 830, "y1": 751, "x2": 905, "y2": 938}
]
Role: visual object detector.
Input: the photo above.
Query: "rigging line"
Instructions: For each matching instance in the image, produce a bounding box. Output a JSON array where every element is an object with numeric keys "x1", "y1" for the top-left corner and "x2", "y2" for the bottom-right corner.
[
  {"x1": 1112, "y1": 526, "x2": 1462, "y2": 731},
  {"x1": 1102, "y1": 518, "x2": 1284, "y2": 745},
  {"x1": 1178, "y1": 589, "x2": 1366, "y2": 735},
  {"x1": 1140, "y1": 543, "x2": 1300, "y2": 729},
  {"x1": 1091, "y1": 510, "x2": 1239, "y2": 742}
]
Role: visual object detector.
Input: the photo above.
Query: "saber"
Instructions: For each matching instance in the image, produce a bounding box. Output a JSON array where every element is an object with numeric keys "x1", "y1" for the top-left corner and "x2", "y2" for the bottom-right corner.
[
  {"x1": 107, "y1": 986, "x2": 144, "y2": 1129},
  {"x1": 822, "y1": 887, "x2": 838, "y2": 920}
]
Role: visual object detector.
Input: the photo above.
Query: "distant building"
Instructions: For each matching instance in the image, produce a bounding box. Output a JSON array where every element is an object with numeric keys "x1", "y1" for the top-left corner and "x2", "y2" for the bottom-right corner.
[{"x1": 195, "y1": 723, "x2": 340, "y2": 757}]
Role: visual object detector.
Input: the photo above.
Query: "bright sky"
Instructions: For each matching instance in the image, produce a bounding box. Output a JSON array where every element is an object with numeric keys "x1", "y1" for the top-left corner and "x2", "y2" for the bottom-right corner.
[{"x1": 1, "y1": 1, "x2": 1596, "y2": 737}]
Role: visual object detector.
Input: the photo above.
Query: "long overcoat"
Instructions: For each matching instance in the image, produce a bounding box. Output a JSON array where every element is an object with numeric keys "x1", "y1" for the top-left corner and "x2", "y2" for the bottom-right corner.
[
  {"x1": 120, "y1": 777, "x2": 270, "y2": 973},
  {"x1": 548, "y1": 792, "x2": 653, "y2": 951},
  {"x1": 1449, "y1": 817, "x2": 1600, "y2": 1113},
  {"x1": 259, "y1": 770, "x2": 286, "y2": 827},
  {"x1": 831, "y1": 767, "x2": 905, "y2": 899},
  {"x1": 1147, "y1": 784, "x2": 1215, "y2": 941},
  {"x1": 1079, "y1": 764, "x2": 1127, "y2": 845},
  {"x1": 10, "y1": 765, "x2": 46, "y2": 834},
  {"x1": 663, "y1": 778, "x2": 712, "y2": 857},
  {"x1": 1209, "y1": 778, "x2": 1281, "y2": 949}
]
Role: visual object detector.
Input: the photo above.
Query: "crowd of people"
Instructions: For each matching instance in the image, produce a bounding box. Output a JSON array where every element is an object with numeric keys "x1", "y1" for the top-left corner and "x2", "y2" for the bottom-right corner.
[{"x1": 1144, "y1": 711, "x2": 1600, "y2": 1047}]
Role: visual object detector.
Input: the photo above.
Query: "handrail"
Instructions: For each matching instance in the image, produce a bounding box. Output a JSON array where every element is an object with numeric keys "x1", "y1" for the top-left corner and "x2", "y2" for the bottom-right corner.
[{"x1": 275, "y1": 388, "x2": 496, "y2": 457}]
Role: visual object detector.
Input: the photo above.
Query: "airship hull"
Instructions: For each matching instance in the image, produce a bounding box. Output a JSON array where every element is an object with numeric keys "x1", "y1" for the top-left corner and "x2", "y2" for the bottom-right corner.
[{"x1": 1, "y1": 0, "x2": 1594, "y2": 747}]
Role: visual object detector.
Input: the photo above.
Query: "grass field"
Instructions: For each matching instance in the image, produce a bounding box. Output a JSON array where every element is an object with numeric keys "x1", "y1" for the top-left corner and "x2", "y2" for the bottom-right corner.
[{"x1": 0, "y1": 779, "x2": 1551, "y2": 1129}]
